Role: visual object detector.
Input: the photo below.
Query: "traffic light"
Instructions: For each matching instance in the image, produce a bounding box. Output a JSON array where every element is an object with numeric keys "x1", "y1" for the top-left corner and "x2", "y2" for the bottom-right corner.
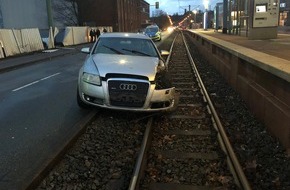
[{"x1": 155, "y1": 2, "x2": 159, "y2": 9}]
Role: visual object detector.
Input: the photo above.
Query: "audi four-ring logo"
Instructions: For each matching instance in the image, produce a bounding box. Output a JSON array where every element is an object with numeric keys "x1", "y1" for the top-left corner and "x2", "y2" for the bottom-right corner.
[{"x1": 119, "y1": 83, "x2": 137, "y2": 91}]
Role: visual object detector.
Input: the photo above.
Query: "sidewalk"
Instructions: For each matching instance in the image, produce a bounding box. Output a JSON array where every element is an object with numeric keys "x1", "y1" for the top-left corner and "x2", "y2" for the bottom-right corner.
[{"x1": 0, "y1": 43, "x2": 91, "y2": 73}]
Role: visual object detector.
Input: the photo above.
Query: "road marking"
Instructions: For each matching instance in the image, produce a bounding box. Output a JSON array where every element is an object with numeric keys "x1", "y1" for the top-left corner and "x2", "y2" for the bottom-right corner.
[
  {"x1": 12, "y1": 73, "x2": 61, "y2": 92},
  {"x1": 40, "y1": 73, "x2": 60, "y2": 80}
]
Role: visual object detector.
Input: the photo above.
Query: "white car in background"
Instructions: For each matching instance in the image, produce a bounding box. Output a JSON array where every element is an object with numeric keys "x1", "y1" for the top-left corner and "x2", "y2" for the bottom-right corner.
[{"x1": 77, "y1": 32, "x2": 176, "y2": 112}]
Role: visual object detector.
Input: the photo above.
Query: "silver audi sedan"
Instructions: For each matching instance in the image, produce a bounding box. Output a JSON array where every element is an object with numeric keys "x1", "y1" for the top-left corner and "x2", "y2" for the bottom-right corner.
[{"x1": 77, "y1": 32, "x2": 176, "y2": 112}]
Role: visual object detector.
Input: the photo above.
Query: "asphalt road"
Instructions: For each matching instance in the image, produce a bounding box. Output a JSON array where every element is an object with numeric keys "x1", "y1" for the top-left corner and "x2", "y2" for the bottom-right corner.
[
  {"x1": 0, "y1": 30, "x2": 173, "y2": 189},
  {"x1": 0, "y1": 50, "x2": 92, "y2": 189}
]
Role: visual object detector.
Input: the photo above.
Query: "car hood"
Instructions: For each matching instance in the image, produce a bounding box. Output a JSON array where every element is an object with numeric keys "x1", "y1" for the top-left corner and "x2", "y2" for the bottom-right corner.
[{"x1": 90, "y1": 54, "x2": 159, "y2": 81}]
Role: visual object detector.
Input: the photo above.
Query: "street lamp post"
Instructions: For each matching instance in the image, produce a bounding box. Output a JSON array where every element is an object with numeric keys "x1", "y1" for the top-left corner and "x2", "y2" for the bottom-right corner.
[
  {"x1": 203, "y1": 0, "x2": 209, "y2": 30},
  {"x1": 193, "y1": 10, "x2": 197, "y2": 23}
]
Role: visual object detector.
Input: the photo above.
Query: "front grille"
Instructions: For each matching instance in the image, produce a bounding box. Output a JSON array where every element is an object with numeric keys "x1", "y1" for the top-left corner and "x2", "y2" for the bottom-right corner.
[
  {"x1": 108, "y1": 80, "x2": 149, "y2": 108},
  {"x1": 105, "y1": 73, "x2": 148, "y2": 81}
]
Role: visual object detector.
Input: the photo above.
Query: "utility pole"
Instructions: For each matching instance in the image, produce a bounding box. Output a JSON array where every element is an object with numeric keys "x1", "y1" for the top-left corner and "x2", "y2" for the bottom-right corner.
[
  {"x1": 46, "y1": 0, "x2": 55, "y2": 48},
  {"x1": 46, "y1": 0, "x2": 53, "y2": 28}
]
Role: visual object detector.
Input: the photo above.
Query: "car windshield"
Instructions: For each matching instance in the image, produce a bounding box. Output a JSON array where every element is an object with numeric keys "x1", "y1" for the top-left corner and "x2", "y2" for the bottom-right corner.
[
  {"x1": 145, "y1": 27, "x2": 158, "y2": 33},
  {"x1": 93, "y1": 37, "x2": 158, "y2": 57}
]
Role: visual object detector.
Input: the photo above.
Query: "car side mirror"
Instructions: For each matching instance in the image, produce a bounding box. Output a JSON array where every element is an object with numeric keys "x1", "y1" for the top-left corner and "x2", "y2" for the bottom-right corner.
[{"x1": 81, "y1": 47, "x2": 90, "y2": 54}]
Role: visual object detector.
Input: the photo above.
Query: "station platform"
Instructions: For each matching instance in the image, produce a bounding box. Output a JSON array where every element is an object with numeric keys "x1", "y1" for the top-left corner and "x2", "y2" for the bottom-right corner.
[
  {"x1": 191, "y1": 28, "x2": 290, "y2": 62},
  {"x1": 186, "y1": 28, "x2": 290, "y2": 150},
  {"x1": 188, "y1": 28, "x2": 290, "y2": 84}
]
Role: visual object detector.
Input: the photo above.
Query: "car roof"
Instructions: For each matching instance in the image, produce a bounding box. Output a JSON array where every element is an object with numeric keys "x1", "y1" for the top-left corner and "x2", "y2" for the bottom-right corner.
[{"x1": 100, "y1": 32, "x2": 150, "y2": 40}]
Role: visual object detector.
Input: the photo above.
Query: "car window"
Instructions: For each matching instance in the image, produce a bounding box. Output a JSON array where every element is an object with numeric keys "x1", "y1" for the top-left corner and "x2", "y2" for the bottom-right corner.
[
  {"x1": 145, "y1": 27, "x2": 158, "y2": 33},
  {"x1": 93, "y1": 37, "x2": 159, "y2": 57}
]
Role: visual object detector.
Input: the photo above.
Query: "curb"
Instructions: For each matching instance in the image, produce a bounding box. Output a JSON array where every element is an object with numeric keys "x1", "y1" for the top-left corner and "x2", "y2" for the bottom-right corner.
[{"x1": 25, "y1": 110, "x2": 98, "y2": 190}]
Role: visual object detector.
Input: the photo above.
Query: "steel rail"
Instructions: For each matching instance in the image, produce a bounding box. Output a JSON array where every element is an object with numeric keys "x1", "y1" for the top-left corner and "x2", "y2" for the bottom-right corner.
[
  {"x1": 181, "y1": 31, "x2": 252, "y2": 190},
  {"x1": 164, "y1": 33, "x2": 178, "y2": 68},
  {"x1": 128, "y1": 33, "x2": 179, "y2": 190},
  {"x1": 128, "y1": 117, "x2": 153, "y2": 190}
]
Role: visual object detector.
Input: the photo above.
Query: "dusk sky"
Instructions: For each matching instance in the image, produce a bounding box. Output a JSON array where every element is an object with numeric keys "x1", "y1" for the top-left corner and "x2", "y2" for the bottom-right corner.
[{"x1": 146, "y1": 0, "x2": 223, "y2": 15}]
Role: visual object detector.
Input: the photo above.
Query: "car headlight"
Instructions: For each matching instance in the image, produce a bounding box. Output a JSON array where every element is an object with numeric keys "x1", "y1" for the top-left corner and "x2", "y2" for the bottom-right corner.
[{"x1": 82, "y1": 72, "x2": 101, "y2": 85}]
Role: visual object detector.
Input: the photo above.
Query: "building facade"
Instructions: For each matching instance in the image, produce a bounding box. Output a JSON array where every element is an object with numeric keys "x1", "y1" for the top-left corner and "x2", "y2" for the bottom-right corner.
[
  {"x1": 0, "y1": 0, "x2": 78, "y2": 29},
  {"x1": 52, "y1": 0, "x2": 78, "y2": 28},
  {"x1": 78, "y1": 0, "x2": 150, "y2": 32},
  {"x1": 140, "y1": 0, "x2": 150, "y2": 27},
  {"x1": 280, "y1": 0, "x2": 290, "y2": 26},
  {"x1": 0, "y1": 0, "x2": 48, "y2": 29},
  {"x1": 0, "y1": 0, "x2": 149, "y2": 32}
]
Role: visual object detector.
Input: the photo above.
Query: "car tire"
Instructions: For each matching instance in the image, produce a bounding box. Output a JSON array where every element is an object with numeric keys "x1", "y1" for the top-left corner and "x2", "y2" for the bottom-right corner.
[{"x1": 77, "y1": 88, "x2": 92, "y2": 109}]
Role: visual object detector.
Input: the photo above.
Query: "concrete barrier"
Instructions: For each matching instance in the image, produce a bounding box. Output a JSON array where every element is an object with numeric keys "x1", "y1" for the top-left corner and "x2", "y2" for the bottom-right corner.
[
  {"x1": 0, "y1": 28, "x2": 44, "y2": 58},
  {"x1": 60, "y1": 26, "x2": 113, "y2": 46}
]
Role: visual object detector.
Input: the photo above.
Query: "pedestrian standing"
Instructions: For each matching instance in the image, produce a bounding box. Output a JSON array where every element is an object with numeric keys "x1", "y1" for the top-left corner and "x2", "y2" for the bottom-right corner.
[
  {"x1": 89, "y1": 29, "x2": 94, "y2": 42},
  {"x1": 96, "y1": 29, "x2": 101, "y2": 39},
  {"x1": 93, "y1": 29, "x2": 96, "y2": 42}
]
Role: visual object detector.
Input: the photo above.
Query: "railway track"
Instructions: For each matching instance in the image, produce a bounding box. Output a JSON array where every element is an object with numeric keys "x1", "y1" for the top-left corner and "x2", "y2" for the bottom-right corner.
[
  {"x1": 128, "y1": 31, "x2": 251, "y2": 190},
  {"x1": 36, "y1": 30, "x2": 290, "y2": 190},
  {"x1": 36, "y1": 32, "x2": 251, "y2": 190},
  {"x1": 36, "y1": 31, "x2": 250, "y2": 190}
]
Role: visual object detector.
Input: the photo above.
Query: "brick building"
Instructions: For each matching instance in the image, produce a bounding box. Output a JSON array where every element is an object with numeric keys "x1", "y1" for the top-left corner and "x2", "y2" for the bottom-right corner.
[{"x1": 78, "y1": 0, "x2": 150, "y2": 32}]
